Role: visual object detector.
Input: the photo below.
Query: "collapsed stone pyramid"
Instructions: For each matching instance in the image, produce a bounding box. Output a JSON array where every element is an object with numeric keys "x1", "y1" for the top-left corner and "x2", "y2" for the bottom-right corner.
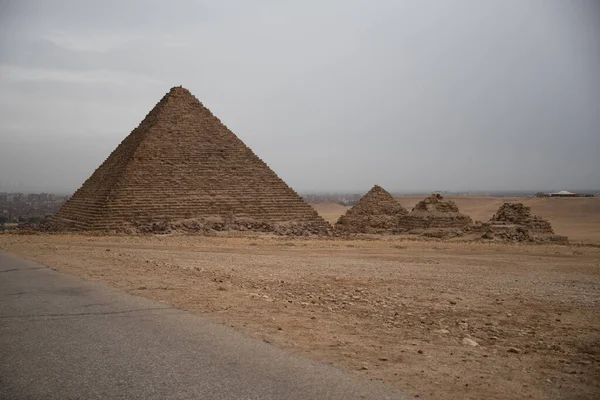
[
  {"x1": 335, "y1": 185, "x2": 408, "y2": 233},
  {"x1": 480, "y1": 202, "x2": 568, "y2": 242},
  {"x1": 401, "y1": 193, "x2": 472, "y2": 229},
  {"x1": 52, "y1": 86, "x2": 330, "y2": 234},
  {"x1": 489, "y1": 203, "x2": 554, "y2": 234}
]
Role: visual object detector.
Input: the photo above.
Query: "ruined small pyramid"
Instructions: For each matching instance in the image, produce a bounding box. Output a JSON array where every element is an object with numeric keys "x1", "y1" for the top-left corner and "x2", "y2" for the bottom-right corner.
[
  {"x1": 335, "y1": 185, "x2": 408, "y2": 233},
  {"x1": 401, "y1": 193, "x2": 472, "y2": 229},
  {"x1": 52, "y1": 86, "x2": 330, "y2": 234},
  {"x1": 489, "y1": 203, "x2": 554, "y2": 234},
  {"x1": 480, "y1": 203, "x2": 568, "y2": 242}
]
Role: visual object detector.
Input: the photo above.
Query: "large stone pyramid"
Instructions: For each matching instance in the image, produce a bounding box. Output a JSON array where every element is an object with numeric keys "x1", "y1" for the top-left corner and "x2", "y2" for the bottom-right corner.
[
  {"x1": 52, "y1": 86, "x2": 330, "y2": 234},
  {"x1": 401, "y1": 193, "x2": 472, "y2": 229},
  {"x1": 335, "y1": 185, "x2": 408, "y2": 233}
]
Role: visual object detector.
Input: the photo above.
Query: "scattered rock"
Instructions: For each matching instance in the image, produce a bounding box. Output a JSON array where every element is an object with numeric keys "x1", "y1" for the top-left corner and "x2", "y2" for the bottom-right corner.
[
  {"x1": 462, "y1": 338, "x2": 479, "y2": 347},
  {"x1": 507, "y1": 347, "x2": 521, "y2": 354}
]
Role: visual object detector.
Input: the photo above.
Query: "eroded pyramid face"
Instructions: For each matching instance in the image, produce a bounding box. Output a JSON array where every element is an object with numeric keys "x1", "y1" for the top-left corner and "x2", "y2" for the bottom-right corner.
[
  {"x1": 52, "y1": 86, "x2": 330, "y2": 234},
  {"x1": 405, "y1": 194, "x2": 472, "y2": 229},
  {"x1": 490, "y1": 203, "x2": 554, "y2": 234},
  {"x1": 412, "y1": 194, "x2": 460, "y2": 213},
  {"x1": 335, "y1": 185, "x2": 408, "y2": 233}
]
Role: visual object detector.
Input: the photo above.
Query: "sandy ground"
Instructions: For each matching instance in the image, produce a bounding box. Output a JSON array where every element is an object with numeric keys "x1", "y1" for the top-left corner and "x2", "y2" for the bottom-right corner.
[
  {"x1": 312, "y1": 196, "x2": 600, "y2": 244},
  {"x1": 1, "y1": 233, "x2": 599, "y2": 400}
]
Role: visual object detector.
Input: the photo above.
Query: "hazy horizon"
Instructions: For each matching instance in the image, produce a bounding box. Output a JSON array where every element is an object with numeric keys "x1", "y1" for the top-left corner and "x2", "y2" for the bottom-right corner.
[
  {"x1": 2, "y1": 186, "x2": 599, "y2": 197},
  {"x1": 1, "y1": 1, "x2": 599, "y2": 194}
]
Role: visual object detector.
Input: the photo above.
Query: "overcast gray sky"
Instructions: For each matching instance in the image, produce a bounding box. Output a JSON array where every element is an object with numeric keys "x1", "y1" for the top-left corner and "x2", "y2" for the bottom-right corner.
[{"x1": 0, "y1": 0, "x2": 599, "y2": 194}]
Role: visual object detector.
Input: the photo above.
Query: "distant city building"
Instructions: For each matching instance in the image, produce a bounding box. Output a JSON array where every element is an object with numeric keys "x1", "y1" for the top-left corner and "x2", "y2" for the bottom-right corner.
[
  {"x1": 0, "y1": 192, "x2": 68, "y2": 223},
  {"x1": 549, "y1": 190, "x2": 593, "y2": 198}
]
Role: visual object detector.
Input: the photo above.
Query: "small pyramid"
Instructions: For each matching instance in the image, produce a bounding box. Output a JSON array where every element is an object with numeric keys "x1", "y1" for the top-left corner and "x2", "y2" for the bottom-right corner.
[
  {"x1": 401, "y1": 193, "x2": 472, "y2": 229},
  {"x1": 52, "y1": 86, "x2": 330, "y2": 234},
  {"x1": 489, "y1": 203, "x2": 554, "y2": 234},
  {"x1": 335, "y1": 185, "x2": 408, "y2": 233}
]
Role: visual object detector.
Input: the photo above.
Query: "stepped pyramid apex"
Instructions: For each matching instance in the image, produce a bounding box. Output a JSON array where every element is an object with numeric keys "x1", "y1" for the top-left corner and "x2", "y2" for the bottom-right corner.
[
  {"x1": 168, "y1": 85, "x2": 192, "y2": 94},
  {"x1": 367, "y1": 184, "x2": 393, "y2": 196},
  {"x1": 160, "y1": 86, "x2": 201, "y2": 105},
  {"x1": 352, "y1": 185, "x2": 404, "y2": 213},
  {"x1": 52, "y1": 86, "x2": 330, "y2": 234}
]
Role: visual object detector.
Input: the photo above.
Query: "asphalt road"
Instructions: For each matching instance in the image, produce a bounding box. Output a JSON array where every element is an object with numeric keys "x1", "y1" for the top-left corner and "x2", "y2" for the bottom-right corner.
[{"x1": 0, "y1": 252, "x2": 410, "y2": 400}]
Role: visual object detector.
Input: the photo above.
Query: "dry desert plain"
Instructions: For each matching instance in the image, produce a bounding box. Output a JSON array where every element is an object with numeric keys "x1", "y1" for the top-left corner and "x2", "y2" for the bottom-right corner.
[{"x1": 1, "y1": 196, "x2": 599, "y2": 400}]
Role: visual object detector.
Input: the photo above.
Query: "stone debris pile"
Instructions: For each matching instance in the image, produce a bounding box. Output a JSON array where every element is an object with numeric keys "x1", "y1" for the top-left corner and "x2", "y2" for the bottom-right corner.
[
  {"x1": 482, "y1": 203, "x2": 567, "y2": 243},
  {"x1": 489, "y1": 203, "x2": 554, "y2": 233},
  {"x1": 400, "y1": 194, "x2": 473, "y2": 237}
]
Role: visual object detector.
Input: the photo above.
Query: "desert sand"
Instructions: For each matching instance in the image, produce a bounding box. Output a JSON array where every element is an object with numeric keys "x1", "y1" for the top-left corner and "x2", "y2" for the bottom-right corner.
[{"x1": 1, "y1": 231, "x2": 598, "y2": 400}]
